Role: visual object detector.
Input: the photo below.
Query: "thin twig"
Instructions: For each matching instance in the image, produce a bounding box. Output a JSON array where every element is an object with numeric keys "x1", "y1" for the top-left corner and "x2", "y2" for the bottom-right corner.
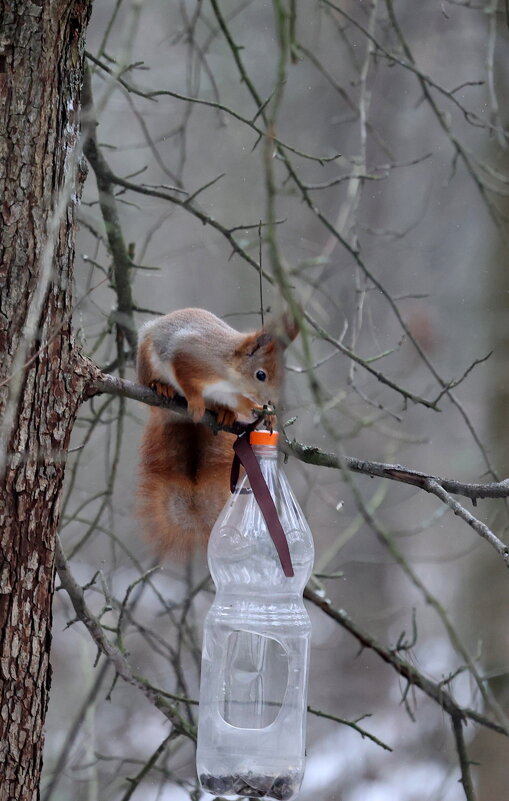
[
  {"x1": 425, "y1": 479, "x2": 509, "y2": 565},
  {"x1": 451, "y1": 713, "x2": 478, "y2": 801}
]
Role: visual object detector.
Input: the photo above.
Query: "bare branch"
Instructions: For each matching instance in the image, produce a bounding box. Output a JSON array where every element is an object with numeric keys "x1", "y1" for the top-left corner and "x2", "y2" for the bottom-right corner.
[
  {"x1": 82, "y1": 65, "x2": 138, "y2": 354},
  {"x1": 286, "y1": 434, "x2": 509, "y2": 505},
  {"x1": 54, "y1": 537, "x2": 196, "y2": 741},
  {"x1": 303, "y1": 586, "x2": 509, "y2": 738}
]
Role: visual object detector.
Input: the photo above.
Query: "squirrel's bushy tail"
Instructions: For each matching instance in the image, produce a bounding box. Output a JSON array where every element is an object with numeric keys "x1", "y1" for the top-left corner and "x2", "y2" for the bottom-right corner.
[{"x1": 137, "y1": 411, "x2": 234, "y2": 559}]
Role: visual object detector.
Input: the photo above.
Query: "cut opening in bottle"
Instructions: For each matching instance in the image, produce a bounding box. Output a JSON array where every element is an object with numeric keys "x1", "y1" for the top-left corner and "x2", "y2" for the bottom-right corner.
[{"x1": 220, "y1": 630, "x2": 289, "y2": 729}]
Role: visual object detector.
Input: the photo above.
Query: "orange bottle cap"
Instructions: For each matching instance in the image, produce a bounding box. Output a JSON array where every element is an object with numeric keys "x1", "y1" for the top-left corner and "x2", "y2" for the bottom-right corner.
[{"x1": 249, "y1": 430, "x2": 279, "y2": 446}]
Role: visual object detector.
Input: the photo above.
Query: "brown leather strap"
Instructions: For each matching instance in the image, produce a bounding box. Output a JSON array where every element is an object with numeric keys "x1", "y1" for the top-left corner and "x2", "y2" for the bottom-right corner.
[
  {"x1": 230, "y1": 448, "x2": 241, "y2": 495},
  {"x1": 232, "y1": 434, "x2": 294, "y2": 578},
  {"x1": 229, "y1": 419, "x2": 259, "y2": 493}
]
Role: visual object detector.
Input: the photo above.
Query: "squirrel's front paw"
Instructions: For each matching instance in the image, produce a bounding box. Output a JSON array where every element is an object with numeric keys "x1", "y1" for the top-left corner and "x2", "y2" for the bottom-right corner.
[
  {"x1": 150, "y1": 381, "x2": 176, "y2": 400},
  {"x1": 264, "y1": 414, "x2": 276, "y2": 432},
  {"x1": 215, "y1": 406, "x2": 237, "y2": 427}
]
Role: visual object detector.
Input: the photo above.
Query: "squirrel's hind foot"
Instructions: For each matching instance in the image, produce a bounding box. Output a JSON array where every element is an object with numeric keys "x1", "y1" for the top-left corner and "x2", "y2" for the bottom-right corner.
[{"x1": 150, "y1": 380, "x2": 176, "y2": 400}]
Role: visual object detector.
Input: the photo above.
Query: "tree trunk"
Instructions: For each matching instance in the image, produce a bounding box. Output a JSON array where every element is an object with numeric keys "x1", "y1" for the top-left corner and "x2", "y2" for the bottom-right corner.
[{"x1": 0, "y1": 2, "x2": 93, "y2": 798}]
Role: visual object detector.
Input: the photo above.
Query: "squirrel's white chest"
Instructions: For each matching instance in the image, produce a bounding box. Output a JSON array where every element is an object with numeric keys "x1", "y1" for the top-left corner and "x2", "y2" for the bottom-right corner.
[
  {"x1": 203, "y1": 380, "x2": 242, "y2": 410},
  {"x1": 146, "y1": 342, "x2": 249, "y2": 415}
]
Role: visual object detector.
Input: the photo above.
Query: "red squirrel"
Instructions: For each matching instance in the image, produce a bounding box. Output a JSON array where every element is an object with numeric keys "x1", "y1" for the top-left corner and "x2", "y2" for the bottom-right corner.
[{"x1": 136, "y1": 307, "x2": 298, "y2": 558}]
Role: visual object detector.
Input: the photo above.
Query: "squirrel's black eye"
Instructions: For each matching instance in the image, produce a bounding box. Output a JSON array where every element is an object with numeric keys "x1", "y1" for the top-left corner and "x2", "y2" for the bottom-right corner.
[{"x1": 256, "y1": 369, "x2": 267, "y2": 382}]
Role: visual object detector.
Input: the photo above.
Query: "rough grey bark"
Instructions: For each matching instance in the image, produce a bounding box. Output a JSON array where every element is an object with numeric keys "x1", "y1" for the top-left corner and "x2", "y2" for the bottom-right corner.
[{"x1": 0, "y1": 2, "x2": 93, "y2": 799}]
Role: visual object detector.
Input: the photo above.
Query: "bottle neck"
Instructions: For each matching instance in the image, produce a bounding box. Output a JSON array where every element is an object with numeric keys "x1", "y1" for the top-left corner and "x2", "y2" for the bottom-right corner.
[{"x1": 252, "y1": 443, "x2": 278, "y2": 460}]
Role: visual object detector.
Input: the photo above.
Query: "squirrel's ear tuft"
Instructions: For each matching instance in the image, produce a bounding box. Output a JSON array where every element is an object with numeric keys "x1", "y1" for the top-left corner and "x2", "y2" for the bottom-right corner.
[
  {"x1": 281, "y1": 308, "x2": 300, "y2": 344},
  {"x1": 264, "y1": 307, "x2": 300, "y2": 348},
  {"x1": 234, "y1": 331, "x2": 273, "y2": 359},
  {"x1": 254, "y1": 331, "x2": 273, "y2": 349},
  {"x1": 244, "y1": 331, "x2": 275, "y2": 357}
]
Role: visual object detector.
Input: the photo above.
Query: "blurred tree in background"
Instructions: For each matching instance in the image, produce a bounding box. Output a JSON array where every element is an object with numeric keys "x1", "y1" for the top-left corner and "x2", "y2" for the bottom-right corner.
[{"x1": 2, "y1": 2, "x2": 509, "y2": 800}]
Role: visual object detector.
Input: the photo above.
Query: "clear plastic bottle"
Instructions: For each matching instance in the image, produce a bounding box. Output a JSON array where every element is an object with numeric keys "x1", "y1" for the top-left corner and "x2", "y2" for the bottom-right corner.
[{"x1": 196, "y1": 430, "x2": 314, "y2": 801}]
